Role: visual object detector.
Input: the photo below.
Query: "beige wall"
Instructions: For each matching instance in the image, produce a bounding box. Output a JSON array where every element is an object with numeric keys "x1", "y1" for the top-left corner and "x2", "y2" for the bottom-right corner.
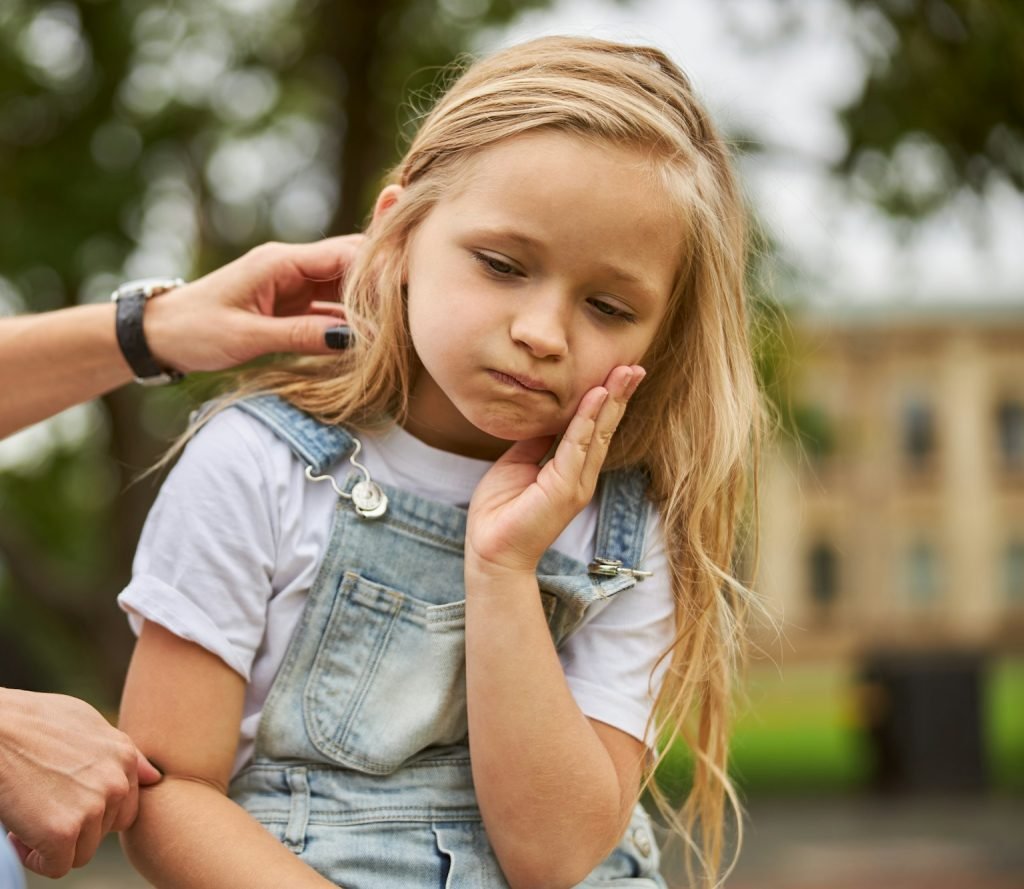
[{"x1": 756, "y1": 307, "x2": 1024, "y2": 658}]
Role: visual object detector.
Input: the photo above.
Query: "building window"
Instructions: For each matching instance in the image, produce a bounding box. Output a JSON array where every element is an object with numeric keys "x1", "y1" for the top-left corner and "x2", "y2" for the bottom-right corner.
[
  {"x1": 808, "y1": 541, "x2": 839, "y2": 606},
  {"x1": 902, "y1": 397, "x2": 936, "y2": 471},
  {"x1": 1005, "y1": 540, "x2": 1024, "y2": 603},
  {"x1": 906, "y1": 541, "x2": 940, "y2": 604},
  {"x1": 996, "y1": 400, "x2": 1024, "y2": 470}
]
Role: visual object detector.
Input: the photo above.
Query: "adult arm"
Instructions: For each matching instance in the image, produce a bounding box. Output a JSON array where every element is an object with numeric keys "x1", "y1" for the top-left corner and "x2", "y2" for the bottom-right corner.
[
  {"x1": 0, "y1": 236, "x2": 359, "y2": 438},
  {"x1": 119, "y1": 621, "x2": 338, "y2": 889},
  {"x1": 0, "y1": 687, "x2": 161, "y2": 878},
  {"x1": 465, "y1": 366, "x2": 648, "y2": 889}
]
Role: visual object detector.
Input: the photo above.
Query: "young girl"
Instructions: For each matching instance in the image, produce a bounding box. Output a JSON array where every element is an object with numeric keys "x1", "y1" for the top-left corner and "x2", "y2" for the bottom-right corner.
[{"x1": 118, "y1": 36, "x2": 759, "y2": 889}]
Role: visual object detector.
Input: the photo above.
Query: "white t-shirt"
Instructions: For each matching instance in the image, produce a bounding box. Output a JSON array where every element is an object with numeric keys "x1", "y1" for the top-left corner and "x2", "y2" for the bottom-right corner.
[{"x1": 119, "y1": 409, "x2": 675, "y2": 776}]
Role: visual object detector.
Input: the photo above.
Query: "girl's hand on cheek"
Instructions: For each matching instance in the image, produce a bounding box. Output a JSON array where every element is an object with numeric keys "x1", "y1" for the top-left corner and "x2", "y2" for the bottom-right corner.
[{"x1": 465, "y1": 364, "x2": 646, "y2": 580}]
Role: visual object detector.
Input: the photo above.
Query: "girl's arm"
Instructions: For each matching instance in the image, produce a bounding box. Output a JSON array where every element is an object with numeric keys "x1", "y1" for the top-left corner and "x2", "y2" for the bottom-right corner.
[
  {"x1": 465, "y1": 570, "x2": 646, "y2": 889},
  {"x1": 119, "y1": 621, "x2": 338, "y2": 889},
  {"x1": 465, "y1": 365, "x2": 647, "y2": 889}
]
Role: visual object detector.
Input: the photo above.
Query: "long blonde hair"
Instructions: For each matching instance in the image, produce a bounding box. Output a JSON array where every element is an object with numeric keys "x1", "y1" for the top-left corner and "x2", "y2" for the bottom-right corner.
[{"x1": 224, "y1": 35, "x2": 760, "y2": 886}]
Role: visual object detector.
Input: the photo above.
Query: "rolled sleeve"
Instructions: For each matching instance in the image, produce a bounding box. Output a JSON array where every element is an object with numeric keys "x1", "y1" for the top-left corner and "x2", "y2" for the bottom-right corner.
[{"x1": 117, "y1": 409, "x2": 279, "y2": 680}]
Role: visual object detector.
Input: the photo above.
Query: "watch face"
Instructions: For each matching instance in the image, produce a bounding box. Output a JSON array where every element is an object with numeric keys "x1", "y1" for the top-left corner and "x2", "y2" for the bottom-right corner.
[{"x1": 112, "y1": 277, "x2": 185, "y2": 300}]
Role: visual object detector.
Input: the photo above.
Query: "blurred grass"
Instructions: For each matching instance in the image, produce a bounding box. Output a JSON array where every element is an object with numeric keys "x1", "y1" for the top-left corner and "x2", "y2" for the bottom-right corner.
[
  {"x1": 656, "y1": 657, "x2": 1024, "y2": 800},
  {"x1": 989, "y1": 658, "x2": 1024, "y2": 792}
]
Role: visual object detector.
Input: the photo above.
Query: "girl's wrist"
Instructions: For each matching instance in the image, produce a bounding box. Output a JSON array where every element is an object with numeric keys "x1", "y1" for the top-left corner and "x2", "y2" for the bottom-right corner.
[{"x1": 464, "y1": 556, "x2": 537, "y2": 591}]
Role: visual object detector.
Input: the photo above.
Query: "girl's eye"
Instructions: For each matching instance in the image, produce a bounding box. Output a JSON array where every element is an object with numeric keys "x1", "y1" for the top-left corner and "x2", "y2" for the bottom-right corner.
[
  {"x1": 589, "y1": 298, "x2": 637, "y2": 323},
  {"x1": 473, "y1": 252, "x2": 517, "y2": 277}
]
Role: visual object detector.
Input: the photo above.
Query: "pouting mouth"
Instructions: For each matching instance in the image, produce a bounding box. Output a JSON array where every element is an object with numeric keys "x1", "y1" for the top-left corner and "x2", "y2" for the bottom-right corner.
[{"x1": 489, "y1": 369, "x2": 552, "y2": 393}]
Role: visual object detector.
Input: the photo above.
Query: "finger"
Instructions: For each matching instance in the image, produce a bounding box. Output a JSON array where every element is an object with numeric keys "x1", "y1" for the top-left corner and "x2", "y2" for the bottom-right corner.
[
  {"x1": 137, "y1": 751, "x2": 163, "y2": 786},
  {"x1": 579, "y1": 366, "x2": 645, "y2": 488},
  {"x1": 13, "y1": 829, "x2": 76, "y2": 879},
  {"x1": 110, "y1": 777, "x2": 140, "y2": 835},
  {"x1": 71, "y1": 811, "x2": 105, "y2": 870},
  {"x1": 548, "y1": 387, "x2": 610, "y2": 489},
  {"x1": 107, "y1": 752, "x2": 143, "y2": 834},
  {"x1": 289, "y1": 234, "x2": 365, "y2": 281},
  {"x1": 8, "y1": 833, "x2": 29, "y2": 864},
  {"x1": 307, "y1": 300, "x2": 348, "y2": 318},
  {"x1": 249, "y1": 314, "x2": 347, "y2": 356}
]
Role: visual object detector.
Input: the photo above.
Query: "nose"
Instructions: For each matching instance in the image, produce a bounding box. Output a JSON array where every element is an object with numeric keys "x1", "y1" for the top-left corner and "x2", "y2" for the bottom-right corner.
[{"x1": 509, "y1": 292, "x2": 569, "y2": 360}]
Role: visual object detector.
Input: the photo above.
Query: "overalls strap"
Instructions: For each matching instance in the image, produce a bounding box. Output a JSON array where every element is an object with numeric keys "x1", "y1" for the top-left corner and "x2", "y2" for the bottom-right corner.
[
  {"x1": 233, "y1": 394, "x2": 355, "y2": 474},
  {"x1": 594, "y1": 467, "x2": 652, "y2": 568}
]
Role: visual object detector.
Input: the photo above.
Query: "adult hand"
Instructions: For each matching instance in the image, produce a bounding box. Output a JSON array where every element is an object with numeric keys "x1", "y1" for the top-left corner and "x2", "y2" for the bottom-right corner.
[
  {"x1": 0, "y1": 688, "x2": 161, "y2": 878},
  {"x1": 465, "y1": 365, "x2": 645, "y2": 577},
  {"x1": 144, "y1": 235, "x2": 362, "y2": 374}
]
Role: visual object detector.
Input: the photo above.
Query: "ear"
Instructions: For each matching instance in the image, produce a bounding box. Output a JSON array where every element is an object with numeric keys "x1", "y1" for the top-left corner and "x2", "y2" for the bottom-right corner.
[{"x1": 372, "y1": 184, "x2": 404, "y2": 223}]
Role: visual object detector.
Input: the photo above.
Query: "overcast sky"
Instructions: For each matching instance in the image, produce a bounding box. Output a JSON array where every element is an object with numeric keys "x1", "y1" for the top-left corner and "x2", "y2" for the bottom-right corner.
[{"x1": 485, "y1": 0, "x2": 1024, "y2": 306}]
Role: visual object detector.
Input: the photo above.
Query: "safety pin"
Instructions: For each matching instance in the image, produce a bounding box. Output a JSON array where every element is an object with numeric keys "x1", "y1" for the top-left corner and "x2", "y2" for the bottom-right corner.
[{"x1": 587, "y1": 557, "x2": 653, "y2": 581}]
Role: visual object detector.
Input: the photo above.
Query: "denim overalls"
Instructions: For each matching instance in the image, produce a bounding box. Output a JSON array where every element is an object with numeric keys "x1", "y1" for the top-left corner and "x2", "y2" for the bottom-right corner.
[{"x1": 227, "y1": 396, "x2": 665, "y2": 888}]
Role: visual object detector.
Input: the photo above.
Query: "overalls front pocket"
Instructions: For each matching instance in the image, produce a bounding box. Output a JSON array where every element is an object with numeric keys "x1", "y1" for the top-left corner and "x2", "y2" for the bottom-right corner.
[{"x1": 302, "y1": 570, "x2": 469, "y2": 774}]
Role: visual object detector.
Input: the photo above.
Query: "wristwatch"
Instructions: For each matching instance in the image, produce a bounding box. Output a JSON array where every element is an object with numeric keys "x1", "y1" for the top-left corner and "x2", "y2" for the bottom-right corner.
[{"x1": 110, "y1": 277, "x2": 186, "y2": 385}]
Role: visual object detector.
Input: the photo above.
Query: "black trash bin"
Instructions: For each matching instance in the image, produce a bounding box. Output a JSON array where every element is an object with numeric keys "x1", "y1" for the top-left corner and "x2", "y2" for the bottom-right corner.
[{"x1": 858, "y1": 650, "x2": 988, "y2": 793}]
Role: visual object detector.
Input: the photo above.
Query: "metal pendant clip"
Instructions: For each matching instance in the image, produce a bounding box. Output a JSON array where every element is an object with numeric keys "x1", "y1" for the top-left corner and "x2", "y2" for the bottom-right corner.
[
  {"x1": 303, "y1": 436, "x2": 388, "y2": 519},
  {"x1": 587, "y1": 556, "x2": 653, "y2": 581}
]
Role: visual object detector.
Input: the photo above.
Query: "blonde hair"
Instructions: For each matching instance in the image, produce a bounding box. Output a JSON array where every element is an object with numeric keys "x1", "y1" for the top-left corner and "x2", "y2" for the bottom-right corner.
[{"x1": 220, "y1": 36, "x2": 760, "y2": 887}]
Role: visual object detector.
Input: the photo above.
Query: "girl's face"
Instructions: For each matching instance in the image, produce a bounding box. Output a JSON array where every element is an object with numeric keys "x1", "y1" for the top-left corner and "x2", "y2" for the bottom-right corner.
[{"x1": 396, "y1": 131, "x2": 681, "y2": 459}]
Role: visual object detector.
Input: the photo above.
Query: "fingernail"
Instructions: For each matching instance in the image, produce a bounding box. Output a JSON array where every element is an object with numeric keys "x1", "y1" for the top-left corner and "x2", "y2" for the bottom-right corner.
[
  {"x1": 324, "y1": 325, "x2": 354, "y2": 349},
  {"x1": 628, "y1": 368, "x2": 646, "y2": 396}
]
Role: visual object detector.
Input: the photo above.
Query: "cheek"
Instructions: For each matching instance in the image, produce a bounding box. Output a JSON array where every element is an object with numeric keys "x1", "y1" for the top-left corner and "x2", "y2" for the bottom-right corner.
[
  {"x1": 407, "y1": 284, "x2": 479, "y2": 380},
  {"x1": 406, "y1": 292, "x2": 443, "y2": 368},
  {"x1": 582, "y1": 333, "x2": 653, "y2": 381}
]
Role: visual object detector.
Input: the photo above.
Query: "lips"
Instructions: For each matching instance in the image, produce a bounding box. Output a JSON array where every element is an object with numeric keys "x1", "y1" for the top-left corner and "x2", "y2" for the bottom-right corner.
[{"x1": 488, "y1": 369, "x2": 552, "y2": 394}]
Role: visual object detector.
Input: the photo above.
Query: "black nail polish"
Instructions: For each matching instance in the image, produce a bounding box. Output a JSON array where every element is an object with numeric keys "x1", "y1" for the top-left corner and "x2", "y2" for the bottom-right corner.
[{"x1": 324, "y1": 325, "x2": 354, "y2": 350}]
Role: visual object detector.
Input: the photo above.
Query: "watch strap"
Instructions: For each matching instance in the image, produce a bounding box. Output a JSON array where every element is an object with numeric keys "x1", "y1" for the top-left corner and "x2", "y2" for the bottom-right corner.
[{"x1": 114, "y1": 291, "x2": 184, "y2": 385}]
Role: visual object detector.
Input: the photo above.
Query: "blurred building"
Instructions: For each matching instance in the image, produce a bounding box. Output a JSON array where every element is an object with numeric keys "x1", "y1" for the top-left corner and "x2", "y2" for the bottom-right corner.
[{"x1": 757, "y1": 303, "x2": 1024, "y2": 661}]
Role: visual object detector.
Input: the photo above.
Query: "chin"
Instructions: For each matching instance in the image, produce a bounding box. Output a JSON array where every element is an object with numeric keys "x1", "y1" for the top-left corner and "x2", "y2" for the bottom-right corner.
[
  {"x1": 472, "y1": 414, "x2": 563, "y2": 445},
  {"x1": 453, "y1": 397, "x2": 566, "y2": 445}
]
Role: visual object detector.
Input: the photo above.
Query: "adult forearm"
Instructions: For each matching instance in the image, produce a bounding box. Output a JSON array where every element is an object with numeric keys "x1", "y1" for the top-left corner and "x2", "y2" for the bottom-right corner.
[
  {"x1": 122, "y1": 778, "x2": 337, "y2": 889},
  {"x1": 464, "y1": 567, "x2": 625, "y2": 889},
  {"x1": 0, "y1": 304, "x2": 130, "y2": 438}
]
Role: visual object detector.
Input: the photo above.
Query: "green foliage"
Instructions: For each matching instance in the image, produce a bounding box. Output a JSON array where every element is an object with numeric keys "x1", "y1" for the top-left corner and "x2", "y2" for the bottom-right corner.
[{"x1": 839, "y1": 0, "x2": 1024, "y2": 217}]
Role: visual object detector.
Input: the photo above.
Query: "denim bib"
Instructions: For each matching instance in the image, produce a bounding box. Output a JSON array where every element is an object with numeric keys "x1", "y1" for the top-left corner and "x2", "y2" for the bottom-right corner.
[{"x1": 227, "y1": 395, "x2": 666, "y2": 888}]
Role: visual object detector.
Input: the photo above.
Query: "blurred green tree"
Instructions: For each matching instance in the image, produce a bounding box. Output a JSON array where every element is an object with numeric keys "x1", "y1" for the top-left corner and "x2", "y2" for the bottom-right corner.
[
  {"x1": 839, "y1": 0, "x2": 1023, "y2": 218},
  {"x1": 0, "y1": 0, "x2": 565, "y2": 705}
]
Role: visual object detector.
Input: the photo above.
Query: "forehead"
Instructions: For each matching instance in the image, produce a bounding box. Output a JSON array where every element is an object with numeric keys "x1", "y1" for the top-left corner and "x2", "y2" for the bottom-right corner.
[{"x1": 427, "y1": 131, "x2": 684, "y2": 298}]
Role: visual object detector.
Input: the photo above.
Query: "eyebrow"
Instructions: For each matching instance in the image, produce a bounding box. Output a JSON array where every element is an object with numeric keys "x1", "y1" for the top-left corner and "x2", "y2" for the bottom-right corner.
[
  {"x1": 470, "y1": 227, "x2": 545, "y2": 251},
  {"x1": 468, "y1": 226, "x2": 662, "y2": 303}
]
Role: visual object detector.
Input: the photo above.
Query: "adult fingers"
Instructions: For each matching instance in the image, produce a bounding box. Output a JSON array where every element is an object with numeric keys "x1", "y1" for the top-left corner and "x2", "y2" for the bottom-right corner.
[
  {"x1": 137, "y1": 750, "x2": 163, "y2": 786},
  {"x1": 307, "y1": 300, "x2": 348, "y2": 318},
  {"x1": 249, "y1": 314, "x2": 348, "y2": 357},
  {"x1": 287, "y1": 234, "x2": 365, "y2": 281},
  {"x1": 11, "y1": 828, "x2": 76, "y2": 879},
  {"x1": 71, "y1": 812, "x2": 105, "y2": 870},
  {"x1": 107, "y1": 753, "x2": 145, "y2": 835}
]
